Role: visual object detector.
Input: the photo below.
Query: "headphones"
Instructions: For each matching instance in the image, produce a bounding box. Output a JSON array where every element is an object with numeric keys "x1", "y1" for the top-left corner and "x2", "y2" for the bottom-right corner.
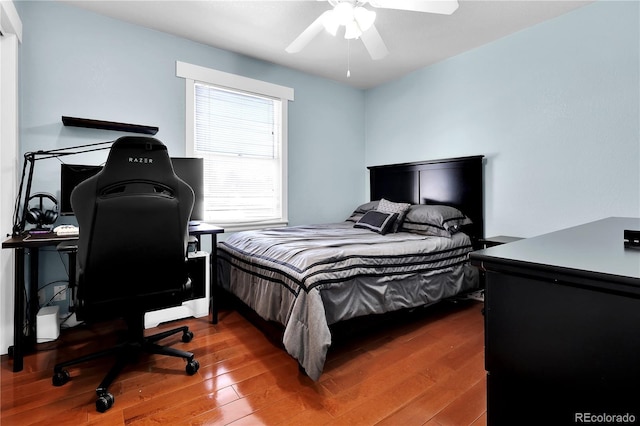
[{"x1": 26, "y1": 192, "x2": 59, "y2": 229}]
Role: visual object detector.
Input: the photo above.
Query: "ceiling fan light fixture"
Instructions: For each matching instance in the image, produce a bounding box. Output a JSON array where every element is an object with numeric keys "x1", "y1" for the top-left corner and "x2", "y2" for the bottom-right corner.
[
  {"x1": 333, "y1": 2, "x2": 355, "y2": 26},
  {"x1": 354, "y1": 6, "x2": 376, "y2": 32},
  {"x1": 321, "y1": 10, "x2": 340, "y2": 36},
  {"x1": 344, "y1": 20, "x2": 362, "y2": 40}
]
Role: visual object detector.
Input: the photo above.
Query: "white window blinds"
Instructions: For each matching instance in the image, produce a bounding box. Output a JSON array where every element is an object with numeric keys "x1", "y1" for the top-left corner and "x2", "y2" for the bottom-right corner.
[{"x1": 194, "y1": 83, "x2": 283, "y2": 224}]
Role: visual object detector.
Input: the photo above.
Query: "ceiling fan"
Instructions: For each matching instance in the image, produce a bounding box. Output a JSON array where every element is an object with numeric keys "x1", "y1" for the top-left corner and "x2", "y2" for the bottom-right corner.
[{"x1": 286, "y1": 0, "x2": 459, "y2": 60}]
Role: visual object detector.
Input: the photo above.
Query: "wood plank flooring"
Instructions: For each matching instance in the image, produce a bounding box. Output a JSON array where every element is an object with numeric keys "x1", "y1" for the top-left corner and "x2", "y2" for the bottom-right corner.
[{"x1": 1, "y1": 299, "x2": 486, "y2": 425}]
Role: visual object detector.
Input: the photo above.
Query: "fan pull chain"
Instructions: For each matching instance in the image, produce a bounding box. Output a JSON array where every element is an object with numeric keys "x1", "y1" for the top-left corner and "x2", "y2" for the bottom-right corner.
[{"x1": 347, "y1": 40, "x2": 351, "y2": 78}]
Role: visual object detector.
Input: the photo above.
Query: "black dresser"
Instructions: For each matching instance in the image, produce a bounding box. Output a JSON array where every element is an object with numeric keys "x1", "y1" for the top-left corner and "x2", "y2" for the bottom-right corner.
[{"x1": 470, "y1": 217, "x2": 640, "y2": 425}]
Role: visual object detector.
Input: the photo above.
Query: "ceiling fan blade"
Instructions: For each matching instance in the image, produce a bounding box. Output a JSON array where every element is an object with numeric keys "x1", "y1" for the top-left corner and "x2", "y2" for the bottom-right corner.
[
  {"x1": 286, "y1": 11, "x2": 331, "y2": 54},
  {"x1": 369, "y1": 0, "x2": 459, "y2": 15},
  {"x1": 360, "y1": 24, "x2": 389, "y2": 60}
]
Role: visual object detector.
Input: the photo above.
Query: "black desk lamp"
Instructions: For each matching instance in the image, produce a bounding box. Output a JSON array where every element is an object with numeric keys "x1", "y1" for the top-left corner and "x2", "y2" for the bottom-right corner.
[{"x1": 12, "y1": 141, "x2": 113, "y2": 236}]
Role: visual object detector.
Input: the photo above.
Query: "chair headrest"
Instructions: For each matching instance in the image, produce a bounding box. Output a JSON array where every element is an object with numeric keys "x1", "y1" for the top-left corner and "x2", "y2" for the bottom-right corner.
[{"x1": 98, "y1": 136, "x2": 176, "y2": 187}]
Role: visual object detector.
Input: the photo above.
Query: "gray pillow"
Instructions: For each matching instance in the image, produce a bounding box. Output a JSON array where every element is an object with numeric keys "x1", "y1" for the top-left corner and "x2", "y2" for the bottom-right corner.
[
  {"x1": 346, "y1": 200, "x2": 380, "y2": 223},
  {"x1": 400, "y1": 204, "x2": 472, "y2": 237}
]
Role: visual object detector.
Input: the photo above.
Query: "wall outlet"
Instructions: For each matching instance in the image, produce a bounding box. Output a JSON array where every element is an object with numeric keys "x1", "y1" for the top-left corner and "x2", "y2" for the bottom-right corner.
[{"x1": 53, "y1": 285, "x2": 66, "y2": 302}]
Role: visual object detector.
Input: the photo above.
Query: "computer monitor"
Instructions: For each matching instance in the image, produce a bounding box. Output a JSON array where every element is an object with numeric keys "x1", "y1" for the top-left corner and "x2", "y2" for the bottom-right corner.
[
  {"x1": 171, "y1": 157, "x2": 205, "y2": 223},
  {"x1": 60, "y1": 164, "x2": 103, "y2": 215}
]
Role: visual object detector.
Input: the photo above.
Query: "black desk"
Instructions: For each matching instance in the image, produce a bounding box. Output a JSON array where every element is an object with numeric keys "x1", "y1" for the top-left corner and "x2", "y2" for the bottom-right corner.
[
  {"x1": 470, "y1": 217, "x2": 640, "y2": 425},
  {"x1": 2, "y1": 223, "x2": 223, "y2": 372}
]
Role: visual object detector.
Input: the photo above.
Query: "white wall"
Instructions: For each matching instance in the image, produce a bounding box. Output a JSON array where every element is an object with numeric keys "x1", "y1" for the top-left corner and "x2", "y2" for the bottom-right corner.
[{"x1": 365, "y1": 1, "x2": 639, "y2": 237}]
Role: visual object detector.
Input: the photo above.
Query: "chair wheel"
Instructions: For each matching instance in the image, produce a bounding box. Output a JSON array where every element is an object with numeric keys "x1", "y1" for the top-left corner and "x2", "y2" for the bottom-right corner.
[
  {"x1": 181, "y1": 330, "x2": 194, "y2": 343},
  {"x1": 96, "y1": 392, "x2": 115, "y2": 413},
  {"x1": 186, "y1": 359, "x2": 200, "y2": 375},
  {"x1": 52, "y1": 370, "x2": 70, "y2": 386}
]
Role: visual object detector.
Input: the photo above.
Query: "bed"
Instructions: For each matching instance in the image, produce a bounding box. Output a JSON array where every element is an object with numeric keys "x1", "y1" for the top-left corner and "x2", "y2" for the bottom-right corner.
[{"x1": 216, "y1": 155, "x2": 484, "y2": 380}]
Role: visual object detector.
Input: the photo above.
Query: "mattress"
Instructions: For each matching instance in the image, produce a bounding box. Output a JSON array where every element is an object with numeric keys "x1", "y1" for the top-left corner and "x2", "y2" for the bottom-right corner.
[{"x1": 217, "y1": 221, "x2": 478, "y2": 380}]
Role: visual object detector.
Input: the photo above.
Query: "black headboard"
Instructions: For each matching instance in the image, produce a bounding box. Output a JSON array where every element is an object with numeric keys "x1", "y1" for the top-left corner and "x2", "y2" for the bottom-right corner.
[{"x1": 368, "y1": 155, "x2": 484, "y2": 247}]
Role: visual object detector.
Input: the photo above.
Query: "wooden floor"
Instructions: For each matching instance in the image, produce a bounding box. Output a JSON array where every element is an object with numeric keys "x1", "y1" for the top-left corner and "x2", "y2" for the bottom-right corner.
[{"x1": 1, "y1": 299, "x2": 486, "y2": 425}]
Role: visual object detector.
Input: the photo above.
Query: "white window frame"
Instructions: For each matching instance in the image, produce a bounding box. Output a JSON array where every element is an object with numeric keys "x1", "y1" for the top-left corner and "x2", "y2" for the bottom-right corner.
[{"x1": 176, "y1": 61, "x2": 294, "y2": 232}]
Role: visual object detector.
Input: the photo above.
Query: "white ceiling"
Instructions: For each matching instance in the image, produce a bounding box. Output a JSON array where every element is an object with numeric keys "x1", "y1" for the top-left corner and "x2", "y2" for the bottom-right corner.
[{"x1": 61, "y1": 0, "x2": 594, "y2": 89}]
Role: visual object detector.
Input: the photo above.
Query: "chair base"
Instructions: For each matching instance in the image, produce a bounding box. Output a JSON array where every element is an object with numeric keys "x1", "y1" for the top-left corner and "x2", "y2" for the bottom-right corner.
[{"x1": 52, "y1": 319, "x2": 199, "y2": 413}]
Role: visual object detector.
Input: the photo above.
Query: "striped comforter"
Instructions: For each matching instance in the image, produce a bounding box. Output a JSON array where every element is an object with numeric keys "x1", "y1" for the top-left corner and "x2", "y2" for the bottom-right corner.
[{"x1": 217, "y1": 222, "x2": 478, "y2": 380}]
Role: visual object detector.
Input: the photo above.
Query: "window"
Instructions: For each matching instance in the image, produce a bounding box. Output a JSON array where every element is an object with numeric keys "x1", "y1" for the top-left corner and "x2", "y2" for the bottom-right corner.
[{"x1": 177, "y1": 62, "x2": 294, "y2": 231}]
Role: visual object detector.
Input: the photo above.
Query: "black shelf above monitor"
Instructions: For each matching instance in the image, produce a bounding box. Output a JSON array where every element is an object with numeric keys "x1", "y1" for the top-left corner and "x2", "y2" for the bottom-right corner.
[{"x1": 62, "y1": 116, "x2": 158, "y2": 135}]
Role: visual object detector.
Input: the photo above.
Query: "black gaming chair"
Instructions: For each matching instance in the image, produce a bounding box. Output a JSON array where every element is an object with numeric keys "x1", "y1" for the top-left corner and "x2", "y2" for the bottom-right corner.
[{"x1": 51, "y1": 136, "x2": 200, "y2": 413}]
